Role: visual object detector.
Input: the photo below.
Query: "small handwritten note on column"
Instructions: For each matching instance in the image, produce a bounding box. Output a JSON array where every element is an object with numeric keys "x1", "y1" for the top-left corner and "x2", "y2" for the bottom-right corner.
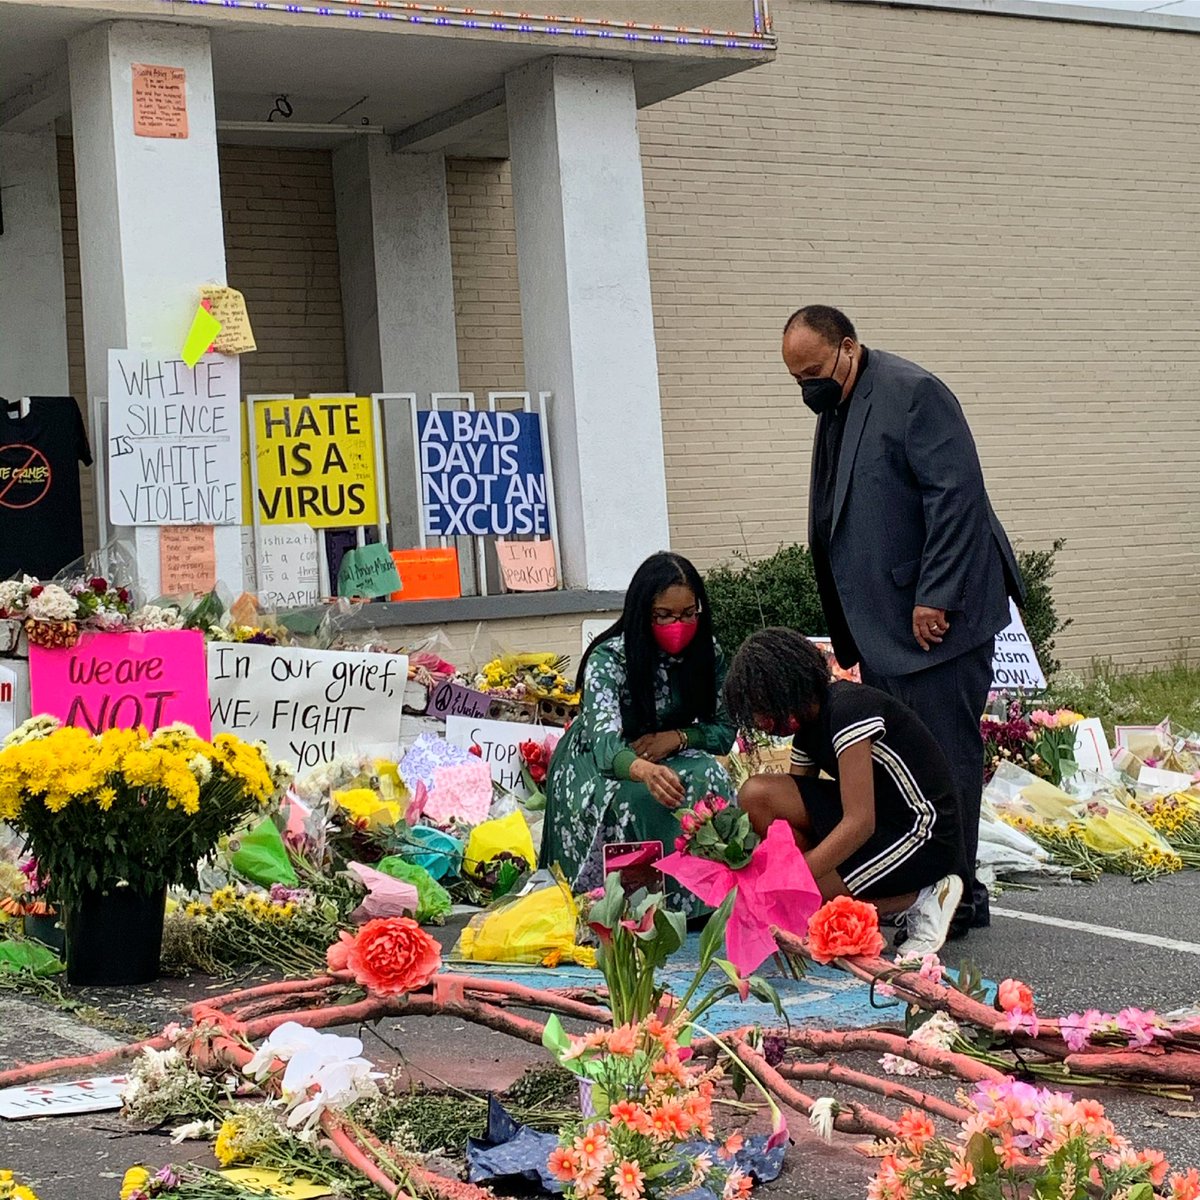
[
  {"x1": 496, "y1": 538, "x2": 558, "y2": 591},
  {"x1": 132, "y1": 64, "x2": 188, "y2": 139},
  {"x1": 160, "y1": 525, "x2": 217, "y2": 594}
]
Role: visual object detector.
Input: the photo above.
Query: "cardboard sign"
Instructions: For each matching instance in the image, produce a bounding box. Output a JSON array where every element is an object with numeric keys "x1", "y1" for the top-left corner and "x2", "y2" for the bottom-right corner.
[
  {"x1": 1139, "y1": 765, "x2": 1195, "y2": 793},
  {"x1": 428, "y1": 680, "x2": 494, "y2": 721},
  {"x1": 0, "y1": 664, "x2": 14, "y2": 740},
  {"x1": 0, "y1": 1074, "x2": 128, "y2": 1120},
  {"x1": 496, "y1": 538, "x2": 558, "y2": 591},
  {"x1": 108, "y1": 350, "x2": 241, "y2": 526},
  {"x1": 445, "y1": 715, "x2": 548, "y2": 797},
  {"x1": 30, "y1": 630, "x2": 212, "y2": 737},
  {"x1": 990, "y1": 601, "x2": 1047, "y2": 691},
  {"x1": 243, "y1": 523, "x2": 321, "y2": 609},
  {"x1": 418, "y1": 409, "x2": 548, "y2": 537},
  {"x1": 160, "y1": 524, "x2": 216, "y2": 594},
  {"x1": 218, "y1": 1169, "x2": 332, "y2": 1199},
  {"x1": 132, "y1": 64, "x2": 187, "y2": 139},
  {"x1": 337, "y1": 543, "x2": 402, "y2": 598},
  {"x1": 243, "y1": 397, "x2": 378, "y2": 528},
  {"x1": 1072, "y1": 717, "x2": 1114, "y2": 777},
  {"x1": 199, "y1": 285, "x2": 257, "y2": 355},
  {"x1": 208, "y1": 643, "x2": 406, "y2": 769},
  {"x1": 390, "y1": 547, "x2": 461, "y2": 601}
]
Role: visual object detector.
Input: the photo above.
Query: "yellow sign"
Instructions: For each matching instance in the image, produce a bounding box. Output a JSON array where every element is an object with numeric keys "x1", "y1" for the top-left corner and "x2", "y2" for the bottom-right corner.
[
  {"x1": 218, "y1": 1169, "x2": 332, "y2": 1198},
  {"x1": 200, "y1": 285, "x2": 257, "y2": 355},
  {"x1": 242, "y1": 396, "x2": 379, "y2": 528},
  {"x1": 181, "y1": 305, "x2": 222, "y2": 368}
]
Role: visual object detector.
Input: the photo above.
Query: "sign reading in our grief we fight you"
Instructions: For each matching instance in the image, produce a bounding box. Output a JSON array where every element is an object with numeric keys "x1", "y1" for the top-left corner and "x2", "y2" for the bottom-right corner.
[
  {"x1": 990, "y1": 600, "x2": 1047, "y2": 691},
  {"x1": 208, "y1": 643, "x2": 406, "y2": 769},
  {"x1": 244, "y1": 397, "x2": 378, "y2": 527},
  {"x1": 418, "y1": 410, "x2": 548, "y2": 537},
  {"x1": 108, "y1": 350, "x2": 241, "y2": 525},
  {"x1": 445, "y1": 715, "x2": 552, "y2": 798},
  {"x1": 29, "y1": 630, "x2": 212, "y2": 736}
]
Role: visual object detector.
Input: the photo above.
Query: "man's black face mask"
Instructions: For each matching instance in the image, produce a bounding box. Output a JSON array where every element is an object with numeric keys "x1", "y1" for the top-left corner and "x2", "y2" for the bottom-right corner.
[{"x1": 799, "y1": 344, "x2": 843, "y2": 415}]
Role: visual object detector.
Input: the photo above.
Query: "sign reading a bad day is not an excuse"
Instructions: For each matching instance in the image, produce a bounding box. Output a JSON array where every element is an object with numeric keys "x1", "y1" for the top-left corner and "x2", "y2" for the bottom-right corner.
[
  {"x1": 208, "y1": 643, "x2": 406, "y2": 769},
  {"x1": 418, "y1": 410, "x2": 548, "y2": 537},
  {"x1": 243, "y1": 397, "x2": 378, "y2": 527},
  {"x1": 108, "y1": 351, "x2": 241, "y2": 526}
]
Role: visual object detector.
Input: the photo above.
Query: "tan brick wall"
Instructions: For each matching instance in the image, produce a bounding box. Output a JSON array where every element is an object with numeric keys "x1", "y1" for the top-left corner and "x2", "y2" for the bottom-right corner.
[
  {"x1": 59, "y1": 142, "x2": 347, "y2": 550},
  {"x1": 446, "y1": 0, "x2": 1200, "y2": 669}
]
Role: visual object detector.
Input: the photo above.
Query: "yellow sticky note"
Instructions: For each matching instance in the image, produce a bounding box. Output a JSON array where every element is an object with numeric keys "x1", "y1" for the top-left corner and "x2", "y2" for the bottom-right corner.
[
  {"x1": 218, "y1": 1168, "x2": 333, "y2": 1198},
  {"x1": 200, "y1": 284, "x2": 257, "y2": 355},
  {"x1": 181, "y1": 304, "x2": 222, "y2": 368}
]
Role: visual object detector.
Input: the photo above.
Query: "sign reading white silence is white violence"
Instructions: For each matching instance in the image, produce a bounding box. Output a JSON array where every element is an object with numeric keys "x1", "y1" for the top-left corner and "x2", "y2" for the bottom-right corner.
[{"x1": 207, "y1": 644, "x2": 406, "y2": 769}]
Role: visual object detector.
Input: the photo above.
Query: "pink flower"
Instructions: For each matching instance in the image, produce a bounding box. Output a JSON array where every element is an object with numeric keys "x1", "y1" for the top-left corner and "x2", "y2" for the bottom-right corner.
[
  {"x1": 1060, "y1": 1010, "x2": 1104, "y2": 1053},
  {"x1": 1116, "y1": 1007, "x2": 1167, "y2": 1049},
  {"x1": 1003, "y1": 1008, "x2": 1041, "y2": 1038},
  {"x1": 997, "y1": 978, "x2": 1035, "y2": 1014},
  {"x1": 944, "y1": 1154, "x2": 976, "y2": 1193},
  {"x1": 711, "y1": 797, "x2": 729, "y2": 813},
  {"x1": 694, "y1": 799, "x2": 713, "y2": 820},
  {"x1": 674, "y1": 835, "x2": 689, "y2": 853},
  {"x1": 679, "y1": 812, "x2": 700, "y2": 834},
  {"x1": 918, "y1": 953, "x2": 944, "y2": 984}
]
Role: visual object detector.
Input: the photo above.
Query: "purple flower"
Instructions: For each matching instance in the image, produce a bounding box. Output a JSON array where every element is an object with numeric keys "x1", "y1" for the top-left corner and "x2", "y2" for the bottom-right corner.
[
  {"x1": 762, "y1": 1033, "x2": 787, "y2": 1067},
  {"x1": 153, "y1": 1165, "x2": 180, "y2": 1188}
]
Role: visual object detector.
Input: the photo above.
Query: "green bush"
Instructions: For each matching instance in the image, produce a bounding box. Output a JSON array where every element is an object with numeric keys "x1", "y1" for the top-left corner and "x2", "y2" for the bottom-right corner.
[{"x1": 705, "y1": 540, "x2": 1070, "y2": 681}]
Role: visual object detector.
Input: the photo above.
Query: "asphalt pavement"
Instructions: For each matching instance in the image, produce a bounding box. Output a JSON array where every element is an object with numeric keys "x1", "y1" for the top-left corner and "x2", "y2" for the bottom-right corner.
[{"x1": 2, "y1": 872, "x2": 1199, "y2": 1198}]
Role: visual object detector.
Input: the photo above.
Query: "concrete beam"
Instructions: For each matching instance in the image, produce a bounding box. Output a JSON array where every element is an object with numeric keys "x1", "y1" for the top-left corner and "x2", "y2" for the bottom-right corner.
[{"x1": 0, "y1": 65, "x2": 70, "y2": 132}]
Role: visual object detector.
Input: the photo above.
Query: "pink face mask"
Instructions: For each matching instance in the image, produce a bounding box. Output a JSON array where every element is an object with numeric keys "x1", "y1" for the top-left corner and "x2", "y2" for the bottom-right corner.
[{"x1": 652, "y1": 621, "x2": 698, "y2": 656}]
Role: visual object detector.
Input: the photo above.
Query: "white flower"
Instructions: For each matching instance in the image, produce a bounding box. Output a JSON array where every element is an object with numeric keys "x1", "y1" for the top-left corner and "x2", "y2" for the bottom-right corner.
[
  {"x1": 879, "y1": 1053, "x2": 921, "y2": 1077},
  {"x1": 0, "y1": 578, "x2": 32, "y2": 615},
  {"x1": 285, "y1": 1056, "x2": 381, "y2": 1130},
  {"x1": 911, "y1": 1010, "x2": 959, "y2": 1051},
  {"x1": 26, "y1": 583, "x2": 78, "y2": 621},
  {"x1": 3, "y1": 715, "x2": 60, "y2": 747},
  {"x1": 189, "y1": 755, "x2": 213, "y2": 784},
  {"x1": 808, "y1": 1096, "x2": 839, "y2": 1143},
  {"x1": 131, "y1": 604, "x2": 184, "y2": 631},
  {"x1": 170, "y1": 1119, "x2": 216, "y2": 1143}
]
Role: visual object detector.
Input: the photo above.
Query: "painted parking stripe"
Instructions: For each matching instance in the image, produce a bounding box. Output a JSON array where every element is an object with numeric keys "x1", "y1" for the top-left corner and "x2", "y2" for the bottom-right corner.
[{"x1": 991, "y1": 906, "x2": 1200, "y2": 956}]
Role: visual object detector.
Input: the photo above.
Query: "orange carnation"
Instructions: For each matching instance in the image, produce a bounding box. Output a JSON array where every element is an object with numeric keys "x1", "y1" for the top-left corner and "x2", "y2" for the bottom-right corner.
[
  {"x1": 806, "y1": 895, "x2": 885, "y2": 963},
  {"x1": 345, "y1": 916, "x2": 441, "y2": 995},
  {"x1": 326, "y1": 930, "x2": 355, "y2": 972}
]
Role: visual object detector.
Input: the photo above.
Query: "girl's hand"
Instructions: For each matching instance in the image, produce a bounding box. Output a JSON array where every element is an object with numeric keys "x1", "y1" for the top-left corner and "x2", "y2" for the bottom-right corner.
[
  {"x1": 631, "y1": 731, "x2": 686, "y2": 763},
  {"x1": 630, "y1": 758, "x2": 686, "y2": 808}
]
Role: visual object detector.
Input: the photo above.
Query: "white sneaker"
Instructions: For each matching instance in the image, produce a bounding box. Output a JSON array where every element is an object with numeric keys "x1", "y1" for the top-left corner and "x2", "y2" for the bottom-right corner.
[{"x1": 899, "y1": 875, "x2": 964, "y2": 958}]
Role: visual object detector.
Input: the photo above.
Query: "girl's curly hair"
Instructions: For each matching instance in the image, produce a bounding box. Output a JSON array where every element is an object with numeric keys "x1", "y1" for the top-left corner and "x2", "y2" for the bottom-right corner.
[{"x1": 723, "y1": 627, "x2": 831, "y2": 734}]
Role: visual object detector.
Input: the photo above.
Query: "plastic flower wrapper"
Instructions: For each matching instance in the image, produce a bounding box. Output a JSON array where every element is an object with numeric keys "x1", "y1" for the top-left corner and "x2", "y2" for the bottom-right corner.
[
  {"x1": 346, "y1": 861, "x2": 420, "y2": 921},
  {"x1": 373, "y1": 855, "x2": 453, "y2": 923},
  {"x1": 657, "y1": 818, "x2": 821, "y2": 975}
]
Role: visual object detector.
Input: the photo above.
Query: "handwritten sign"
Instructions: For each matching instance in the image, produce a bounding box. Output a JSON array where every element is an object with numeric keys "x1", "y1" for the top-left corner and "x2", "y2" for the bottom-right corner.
[
  {"x1": 243, "y1": 397, "x2": 378, "y2": 527},
  {"x1": 445, "y1": 715, "x2": 550, "y2": 798},
  {"x1": 390, "y1": 548, "x2": 460, "y2": 601},
  {"x1": 428, "y1": 680, "x2": 494, "y2": 721},
  {"x1": 132, "y1": 64, "x2": 187, "y2": 139},
  {"x1": 990, "y1": 601, "x2": 1047, "y2": 691},
  {"x1": 1072, "y1": 717, "x2": 1114, "y2": 777},
  {"x1": 160, "y1": 524, "x2": 216, "y2": 594},
  {"x1": 0, "y1": 664, "x2": 14, "y2": 740},
  {"x1": 581, "y1": 619, "x2": 610, "y2": 657},
  {"x1": 243, "y1": 523, "x2": 320, "y2": 609},
  {"x1": 418, "y1": 410, "x2": 548, "y2": 537},
  {"x1": 337, "y1": 543, "x2": 401, "y2": 598},
  {"x1": 496, "y1": 538, "x2": 558, "y2": 591},
  {"x1": 0, "y1": 1074, "x2": 128, "y2": 1120},
  {"x1": 199, "y1": 285, "x2": 257, "y2": 355},
  {"x1": 108, "y1": 350, "x2": 241, "y2": 526},
  {"x1": 208, "y1": 643, "x2": 406, "y2": 769},
  {"x1": 30, "y1": 631, "x2": 212, "y2": 737}
]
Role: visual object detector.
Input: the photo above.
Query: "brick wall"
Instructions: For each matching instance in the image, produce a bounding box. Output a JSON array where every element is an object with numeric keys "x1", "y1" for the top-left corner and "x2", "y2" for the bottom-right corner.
[
  {"x1": 59, "y1": 141, "x2": 347, "y2": 549},
  {"x1": 446, "y1": 0, "x2": 1200, "y2": 669}
]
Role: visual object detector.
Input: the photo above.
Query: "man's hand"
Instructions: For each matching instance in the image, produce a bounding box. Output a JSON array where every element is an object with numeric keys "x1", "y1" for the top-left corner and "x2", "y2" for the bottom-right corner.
[
  {"x1": 631, "y1": 731, "x2": 684, "y2": 763},
  {"x1": 629, "y1": 758, "x2": 686, "y2": 808},
  {"x1": 913, "y1": 605, "x2": 949, "y2": 651}
]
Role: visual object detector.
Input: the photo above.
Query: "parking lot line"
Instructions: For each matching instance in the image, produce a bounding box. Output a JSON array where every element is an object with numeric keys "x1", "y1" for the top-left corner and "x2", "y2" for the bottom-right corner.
[{"x1": 990, "y1": 906, "x2": 1200, "y2": 955}]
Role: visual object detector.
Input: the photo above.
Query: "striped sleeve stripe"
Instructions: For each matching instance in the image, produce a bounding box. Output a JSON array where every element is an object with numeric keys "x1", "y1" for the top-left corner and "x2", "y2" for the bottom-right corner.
[
  {"x1": 790, "y1": 747, "x2": 814, "y2": 767},
  {"x1": 832, "y1": 718, "x2": 885, "y2": 757}
]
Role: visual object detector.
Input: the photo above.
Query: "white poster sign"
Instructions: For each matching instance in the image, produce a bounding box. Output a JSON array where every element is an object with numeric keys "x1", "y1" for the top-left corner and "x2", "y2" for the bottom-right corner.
[
  {"x1": 445, "y1": 715, "x2": 556, "y2": 798},
  {"x1": 208, "y1": 643, "x2": 407, "y2": 770},
  {"x1": 0, "y1": 664, "x2": 15, "y2": 740},
  {"x1": 241, "y1": 523, "x2": 320, "y2": 609},
  {"x1": 0, "y1": 1074, "x2": 128, "y2": 1120},
  {"x1": 107, "y1": 350, "x2": 241, "y2": 526},
  {"x1": 990, "y1": 600, "x2": 1046, "y2": 691},
  {"x1": 1072, "y1": 717, "x2": 1114, "y2": 777},
  {"x1": 581, "y1": 620, "x2": 610, "y2": 658}
]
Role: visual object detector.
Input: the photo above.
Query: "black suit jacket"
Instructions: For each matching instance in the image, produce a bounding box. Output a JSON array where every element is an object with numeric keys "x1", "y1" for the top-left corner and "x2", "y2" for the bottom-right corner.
[{"x1": 809, "y1": 349, "x2": 1025, "y2": 678}]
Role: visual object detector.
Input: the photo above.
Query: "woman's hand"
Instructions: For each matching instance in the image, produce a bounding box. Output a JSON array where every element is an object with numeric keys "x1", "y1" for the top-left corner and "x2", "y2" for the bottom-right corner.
[
  {"x1": 631, "y1": 731, "x2": 686, "y2": 763},
  {"x1": 629, "y1": 758, "x2": 686, "y2": 808}
]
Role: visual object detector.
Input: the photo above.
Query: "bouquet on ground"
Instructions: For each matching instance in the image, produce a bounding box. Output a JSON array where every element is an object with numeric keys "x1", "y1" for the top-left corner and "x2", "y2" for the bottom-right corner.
[
  {"x1": 0, "y1": 857, "x2": 52, "y2": 918},
  {"x1": 0, "y1": 718, "x2": 290, "y2": 911},
  {"x1": 0, "y1": 575, "x2": 134, "y2": 648},
  {"x1": 518, "y1": 732, "x2": 561, "y2": 811},
  {"x1": 981, "y1": 703, "x2": 1086, "y2": 786},
  {"x1": 475, "y1": 652, "x2": 579, "y2": 704}
]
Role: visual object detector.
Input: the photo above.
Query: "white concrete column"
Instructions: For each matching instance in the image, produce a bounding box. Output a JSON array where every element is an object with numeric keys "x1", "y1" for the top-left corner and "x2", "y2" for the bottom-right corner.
[
  {"x1": 0, "y1": 130, "x2": 70, "y2": 399},
  {"x1": 332, "y1": 140, "x2": 459, "y2": 551},
  {"x1": 506, "y1": 57, "x2": 670, "y2": 592},
  {"x1": 68, "y1": 21, "x2": 239, "y2": 596}
]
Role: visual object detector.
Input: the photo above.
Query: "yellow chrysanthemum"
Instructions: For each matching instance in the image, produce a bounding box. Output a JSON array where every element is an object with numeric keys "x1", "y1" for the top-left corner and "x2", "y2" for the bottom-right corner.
[
  {"x1": 119, "y1": 1166, "x2": 150, "y2": 1200},
  {"x1": 214, "y1": 1118, "x2": 243, "y2": 1166}
]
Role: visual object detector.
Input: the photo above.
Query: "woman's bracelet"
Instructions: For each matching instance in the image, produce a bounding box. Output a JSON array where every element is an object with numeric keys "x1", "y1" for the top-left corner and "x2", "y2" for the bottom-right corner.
[{"x1": 676, "y1": 729, "x2": 688, "y2": 752}]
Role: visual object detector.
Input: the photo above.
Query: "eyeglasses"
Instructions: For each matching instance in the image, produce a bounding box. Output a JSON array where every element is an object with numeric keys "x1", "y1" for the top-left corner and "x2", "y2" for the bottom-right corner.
[{"x1": 651, "y1": 607, "x2": 701, "y2": 626}]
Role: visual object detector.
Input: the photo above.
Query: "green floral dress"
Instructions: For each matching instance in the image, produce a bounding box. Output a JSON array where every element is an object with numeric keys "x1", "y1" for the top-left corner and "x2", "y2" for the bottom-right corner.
[{"x1": 540, "y1": 636, "x2": 737, "y2": 916}]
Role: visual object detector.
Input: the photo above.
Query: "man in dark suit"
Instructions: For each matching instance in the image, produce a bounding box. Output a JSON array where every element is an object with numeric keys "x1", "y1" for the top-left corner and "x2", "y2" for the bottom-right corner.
[{"x1": 782, "y1": 304, "x2": 1024, "y2": 935}]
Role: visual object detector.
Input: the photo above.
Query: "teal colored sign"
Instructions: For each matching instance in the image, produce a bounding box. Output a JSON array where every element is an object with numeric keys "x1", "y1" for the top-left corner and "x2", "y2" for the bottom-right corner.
[{"x1": 337, "y1": 543, "x2": 402, "y2": 598}]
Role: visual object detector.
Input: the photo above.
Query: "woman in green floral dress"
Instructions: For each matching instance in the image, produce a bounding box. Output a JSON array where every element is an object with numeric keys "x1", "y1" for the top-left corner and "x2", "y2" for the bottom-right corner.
[{"x1": 541, "y1": 552, "x2": 738, "y2": 915}]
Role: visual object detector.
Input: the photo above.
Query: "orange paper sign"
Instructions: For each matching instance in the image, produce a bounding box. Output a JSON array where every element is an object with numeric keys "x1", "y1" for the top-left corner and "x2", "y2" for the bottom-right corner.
[
  {"x1": 160, "y1": 525, "x2": 216, "y2": 594},
  {"x1": 132, "y1": 64, "x2": 188, "y2": 139},
  {"x1": 496, "y1": 538, "x2": 558, "y2": 592},
  {"x1": 390, "y1": 548, "x2": 461, "y2": 602}
]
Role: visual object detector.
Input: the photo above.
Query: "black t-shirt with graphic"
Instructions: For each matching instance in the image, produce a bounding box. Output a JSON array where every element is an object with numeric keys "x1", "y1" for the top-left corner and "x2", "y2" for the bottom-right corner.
[{"x1": 0, "y1": 397, "x2": 92, "y2": 580}]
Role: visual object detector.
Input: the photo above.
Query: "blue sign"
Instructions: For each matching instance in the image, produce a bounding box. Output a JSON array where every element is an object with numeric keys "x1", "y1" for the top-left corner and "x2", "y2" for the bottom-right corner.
[{"x1": 418, "y1": 410, "x2": 549, "y2": 537}]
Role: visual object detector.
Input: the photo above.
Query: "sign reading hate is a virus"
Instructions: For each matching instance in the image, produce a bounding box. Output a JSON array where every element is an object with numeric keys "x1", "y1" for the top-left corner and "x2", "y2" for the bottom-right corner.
[{"x1": 418, "y1": 410, "x2": 548, "y2": 537}]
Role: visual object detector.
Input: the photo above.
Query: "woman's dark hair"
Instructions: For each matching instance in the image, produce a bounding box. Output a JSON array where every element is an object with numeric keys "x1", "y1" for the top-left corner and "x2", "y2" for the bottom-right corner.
[
  {"x1": 723, "y1": 627, "x2": 831, "y2": 735},
  {"x1": 577, "y1": 551, "x2": 718, "y2": 738}
]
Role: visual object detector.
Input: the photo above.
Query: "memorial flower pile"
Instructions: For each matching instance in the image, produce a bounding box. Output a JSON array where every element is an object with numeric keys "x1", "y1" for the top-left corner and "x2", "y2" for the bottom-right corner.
[
  {"x1": 474, "y1": 651, "x2": 579, "y2": 704},
  {"x1": 982, "y1": 703, "x2": 1085, "y2": 786},
  {"x1": 0, "y1": 719, "x2": 287, "y2": 910}
]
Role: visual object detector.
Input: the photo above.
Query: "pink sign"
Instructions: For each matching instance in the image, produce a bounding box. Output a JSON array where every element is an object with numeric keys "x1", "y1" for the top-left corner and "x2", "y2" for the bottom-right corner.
[{"x1": 29, "y1": 630, "x2": 212, "y2": 738}]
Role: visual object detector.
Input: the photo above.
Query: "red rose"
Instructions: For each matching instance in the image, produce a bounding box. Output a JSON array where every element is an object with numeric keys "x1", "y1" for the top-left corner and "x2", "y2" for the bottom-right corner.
[
  {"x1": 345, "y1": 916, "x2": 442, "y2": 995},
  {"x1": 89, "y1": 577, "x2": 108, "y2": 594},
  {"x1": 28, "y1": 585, "x2": 44, "y2": 598},
  {"x1": 518, "y1": 740, "x2": 544, "y2": 766},
  {"x1": 469, "y1": 744, "x2": 483, "y2": 757},
  {"x1": 529, "y1": 762, "x2": 547, "y2": 785},
  {"x1": 117, "y1": 587, "x2": 131, "y2": 603},
  {"x1": 806, "y1": 896, "x2": 885, "y2": 964}
]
